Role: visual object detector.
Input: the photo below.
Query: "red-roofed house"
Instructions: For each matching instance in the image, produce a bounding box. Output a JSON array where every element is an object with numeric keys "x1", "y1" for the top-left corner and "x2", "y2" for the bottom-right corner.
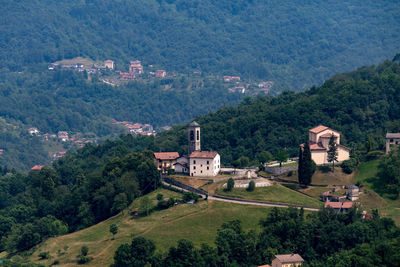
[
  {"x1": 189, "y1": 151, "x2": 220, "y2": 177},
  {"x1": 325, "y1": 201, "x2": 359, "y2": 213},
  {"x1": 31, "y1": 165, "x2": 44, "y2": 171},
  {"x1": 271, "y1": 254, "x2": 304, "y2": 267},
  {"x1": 305, "y1": 125, "x2": 350, "y2": 165},
  {"x1": 154, "y1": 152, "x2": 180, "y2": 173}
]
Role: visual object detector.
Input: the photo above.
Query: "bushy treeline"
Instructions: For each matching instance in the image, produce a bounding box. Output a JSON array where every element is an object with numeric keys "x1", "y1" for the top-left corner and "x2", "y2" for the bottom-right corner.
[
  {"x1": 128, "y1": 60, "x2": 400, "y2": 166},
  {"x1": 0, "y1": 138, "x2": 160, "y2": 252},
  {"x1": 2, "y1": 0, "x2": 399, "y2": 91},
  {"x1": 376, "y1": 147, "x2": 400, "y2": 199},
  {"x1": 111, "y1": 207, "x2": 400, "y2": 267}
]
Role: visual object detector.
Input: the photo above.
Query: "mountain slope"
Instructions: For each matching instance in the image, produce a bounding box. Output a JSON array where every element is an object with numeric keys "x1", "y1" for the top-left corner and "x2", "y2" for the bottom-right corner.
[{"x1": 1, "y1": 0, "x2": 399, "y2": 91}]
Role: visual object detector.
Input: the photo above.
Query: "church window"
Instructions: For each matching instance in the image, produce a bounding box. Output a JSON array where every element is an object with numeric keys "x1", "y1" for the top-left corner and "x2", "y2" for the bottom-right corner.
[
  {"x1": 207, "y1": 166, "x2": 209, "y2": 170},
  {"x1": 207, "y1": 160, "x2": 209, "y2": 164},
  {"x1": 196, "y1": 130, "x2": 199, "y2": 140},
  {"x1": 194, "y1": 166, "x2": 196, "y2": 170},
  {"x1": 190, "y1": 130, "x2": 194, "y2": 141},
  {"x1": 193, "y1": 160, "x2": 196, "y2": 164}
]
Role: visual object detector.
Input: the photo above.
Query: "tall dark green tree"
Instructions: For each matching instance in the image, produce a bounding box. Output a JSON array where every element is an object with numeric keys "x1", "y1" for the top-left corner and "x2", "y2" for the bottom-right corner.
[
  {"x1": 302, "y1": 143, "x2": 313, "y2": 186},
  {"x1": 298, "y1": 145, "x2": 304, "y2": 185},
  {"x1": 327, "y1": 136, "x2": 338, "y2": 171}
]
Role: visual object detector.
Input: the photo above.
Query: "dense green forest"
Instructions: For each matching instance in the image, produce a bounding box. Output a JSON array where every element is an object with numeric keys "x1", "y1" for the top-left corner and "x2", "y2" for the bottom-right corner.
[
  {"x1": 0, "y1": 139, "x2": 159, "y2": 252},
  {"x1": 111, "y1": 208, "x2": 400, "y2": 266},
  {"x1": 1, "y1": 0, "x2": 399, "y2": 91},
  {"x1": 129, "y1": 59, "x2": 400, "y2": 165}
]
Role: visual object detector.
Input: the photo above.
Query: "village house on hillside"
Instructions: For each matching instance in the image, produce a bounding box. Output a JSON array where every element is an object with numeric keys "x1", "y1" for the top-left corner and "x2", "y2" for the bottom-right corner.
[
  {"x1": 259, "y1": 254, "x2": 304, "y2": 267},
  {"x1": 28, "y1": 127, "x2": 40, "y2": 135},
  {"x1": 385, "y1": 132, "x2": 400, "y2": 153},
  {"x1": 154, "y1": 121, "x2": 221, "y2": 177},
  {"x1": 104, "y1": 60, "x2": 114, "y2": 69},
  {"x1": 304, "y1": 125, "x2": 350, "y2": 165},
  {"x1": 154, "y1": 152, "x2": 180, "y2": 173}
]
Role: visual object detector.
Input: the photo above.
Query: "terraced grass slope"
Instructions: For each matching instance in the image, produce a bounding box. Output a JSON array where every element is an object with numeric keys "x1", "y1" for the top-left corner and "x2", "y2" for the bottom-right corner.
[{"x1": 22, "y1": 189, "x2": 274, "y2": 267}]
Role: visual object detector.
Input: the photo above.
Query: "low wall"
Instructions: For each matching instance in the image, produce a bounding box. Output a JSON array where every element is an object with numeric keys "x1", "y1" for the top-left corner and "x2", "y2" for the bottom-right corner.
[{"x1": 264, "y1": 166, "x2": 297, "y2": 175}]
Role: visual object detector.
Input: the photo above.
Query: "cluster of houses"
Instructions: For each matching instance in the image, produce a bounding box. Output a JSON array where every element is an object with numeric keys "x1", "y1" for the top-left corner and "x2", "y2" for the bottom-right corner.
[
  {"x1": 154, "y1": 122, "x2": 221, "y2": 177},
  {"x1": 48, "y1": 58, "x2": 169, "y2": 83},
  {"x1": 111, "y1": 120, "x2": 156, "y2": 136},
  {"x1": 29, "y1": 127, "x2": 95, "y2": 149}
]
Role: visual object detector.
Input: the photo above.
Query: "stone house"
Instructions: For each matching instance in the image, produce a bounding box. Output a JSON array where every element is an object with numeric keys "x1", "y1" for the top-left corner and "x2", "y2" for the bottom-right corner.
[
  {"x1": 385, "y1": 133, "x2": 400, "y2": 153},
  {"x1": 265, "y1": 254, "x2": 304, "y2": 267},
  {"x1": 104, "y1": 60, "x2": 114, "y2": 69},
  {"x1": 306, "y1": 125, "x2": 350, "y2": 165},
  {"x1": 154, "y1": 152, "x2": 180, "y2": 173},
  {"x1": 189, "y1": 151, "x2": 220, "y2": 177}
]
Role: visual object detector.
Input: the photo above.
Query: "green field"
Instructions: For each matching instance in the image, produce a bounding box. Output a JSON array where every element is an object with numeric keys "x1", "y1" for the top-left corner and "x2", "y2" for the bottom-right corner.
[
  {"x1": 215, "y1": 183, "x2": 322, "y2": 208},
  {"x1": 21, "y1": 189, "x2": 274, "y2": 267}
]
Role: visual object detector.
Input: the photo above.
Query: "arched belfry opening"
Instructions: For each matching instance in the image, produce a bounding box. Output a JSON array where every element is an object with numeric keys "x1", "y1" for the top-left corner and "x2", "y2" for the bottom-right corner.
[{"x1": 188, "y1": 121, "x2": 201, "y2": 155}]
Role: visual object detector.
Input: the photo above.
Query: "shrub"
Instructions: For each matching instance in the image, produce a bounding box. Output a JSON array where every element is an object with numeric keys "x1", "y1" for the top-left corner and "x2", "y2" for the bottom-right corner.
[
  {"x1": 247, "y1": 181, "x2": 255, "y2": 192},
  {"x1": 156, "y1": 193, "x2": 164, "y2": 201},
  {"x1": 38, "y1": 251, "x2": 50, "y2": 260},
  {"x1": 80, "y1": 246, "x2": 88, "y2": 257},
  {"x1": 319, "y1": 165, "x2": 331, "y2": 173},
  {"x1": 287, "y1": 170, "x2": 293, "y2": 177},
  {"x1": 226, "y1": 178, "x2": 234, "y2": 191},
  {"x1": 365, "y1": 150, "x2": 384, "y2": 161},
  {"x1": 341, "y1": 158, "x2": 358, "y2": 174},
  {"x1": 182, "y1": 192, "x2": 200, "y2": 202},
  {"x1": 78, "y1": 256, "x2": 92, "y2": 264}
]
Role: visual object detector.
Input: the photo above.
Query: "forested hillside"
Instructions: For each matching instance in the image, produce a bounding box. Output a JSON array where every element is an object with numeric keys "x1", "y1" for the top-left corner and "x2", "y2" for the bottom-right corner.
[
  {"x1": 1, "y1": 0, "x2": 399, "y2": 91},
  {"x1": 128, "y1": 59, "x2": 400, "y2": 165},
  {"x1": 0, "y1": 139, "x2": 159, "y2": 252},
  {"x1": 0, "y1": 69, "x2": 242, "y2": 170}
]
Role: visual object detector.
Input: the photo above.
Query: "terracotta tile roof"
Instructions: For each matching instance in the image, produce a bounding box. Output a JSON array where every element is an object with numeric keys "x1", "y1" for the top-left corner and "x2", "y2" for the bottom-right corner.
[
  {"x1": 342, "y1": 202, "x2": 359, "y2": 209},
  {"x1": 154, "y1": 152, "x2": 180, "y2": 160},
  {"x1": 189, "y1": 151, "x2": 219, "y2": 158},
  {"x1": 309, "y1": 125, "x2": 329, "y2": 134},
  {"x1": 31, "y1": 165, "x2": 44, "y2": 171},
  {"x1": 324, "y1": 201, "x2": 342, "y2": 209},
  {"x1": 258, "y1": 265, "x2": 271, "y2": 267},
  {"x1": 274, "y1": 254, "x2": 304, "y2": 263},
  {"x1": 309, "y1": 143, "x2": 326, "y2": 150},
  {"x1": 386, "y1": 133, "x2": 400, "y2": 139}
]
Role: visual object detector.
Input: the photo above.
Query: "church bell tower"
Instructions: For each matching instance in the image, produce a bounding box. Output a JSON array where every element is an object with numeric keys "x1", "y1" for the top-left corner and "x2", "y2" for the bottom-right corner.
[{"x1": 188, "y1": 121, "x2": 201, "y2": 155}]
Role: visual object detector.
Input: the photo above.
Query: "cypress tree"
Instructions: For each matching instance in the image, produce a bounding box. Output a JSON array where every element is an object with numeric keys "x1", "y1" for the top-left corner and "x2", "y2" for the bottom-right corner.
[
  {"x1": 327, "y1": 135, "x2": 338, "y2": 171},
  {"x1": 302, "y1": 143, "x2": 313, "y2": 186},
  {"x1": 298, "y1": 145, "x2": 304, "y2": 185}
]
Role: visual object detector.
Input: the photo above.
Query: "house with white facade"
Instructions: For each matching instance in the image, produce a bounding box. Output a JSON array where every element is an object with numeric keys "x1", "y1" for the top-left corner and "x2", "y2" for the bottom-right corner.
[
  {"x1": 189, "y1": 151, "x2": 220, "y2": 177},
  {"x1": 306, "y1": 125, "x2": 350, "y2": 165}
]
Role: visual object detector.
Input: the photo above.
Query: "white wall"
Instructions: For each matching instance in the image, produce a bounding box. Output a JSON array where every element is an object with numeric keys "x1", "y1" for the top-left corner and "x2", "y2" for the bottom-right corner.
[{"x1": 190, "y1": 154, "x2": 220, "y2": 177}]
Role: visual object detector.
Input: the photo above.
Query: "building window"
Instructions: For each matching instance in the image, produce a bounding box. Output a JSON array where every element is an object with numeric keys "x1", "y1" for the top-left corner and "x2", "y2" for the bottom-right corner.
[
  {"x1": 390, "y1": 139, "x2": 394, "y2": 142},
  {"x1": 207, "y1": 166, "x2": 209, "y2": 170},
  {"x1": 197, "y1": 130, "x2": 199, "y2": 140},
  {"x1": 201, "y1": 170, "x2": 202, "y2": 173},
  {"x1": 193, "y1": 160, "x2": 196, "y2": 164},
  {"x1": 190, "y1": 130, "x2": 194, "y2": 141},
  {"x1": 201, "y1": 164, "x2": 202, "y2": 167},
  {"x1": 194, "y1": 166, "x2": 196, "y2": 170},
  {"x1": 207, "y1": 160, "x2": 209, "y2": 164}
]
